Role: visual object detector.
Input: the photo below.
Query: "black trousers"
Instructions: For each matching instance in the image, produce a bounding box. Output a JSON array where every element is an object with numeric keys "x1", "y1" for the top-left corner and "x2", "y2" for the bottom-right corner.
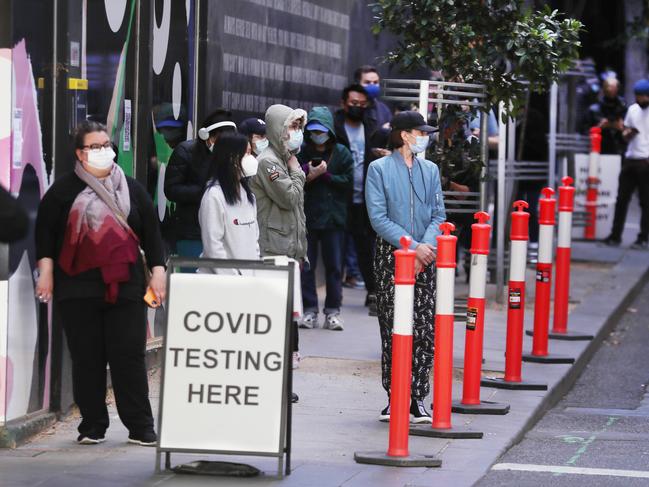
[
  {"x1": 610, "y1": 158, "x2": 649, "y2": 241},
  {"x1": 58, "y1": 298, "x2": 154, "y2": 437},
  {"x1": 374, "y1": 238, "x2": 436, "y2": 400},
  {"x1": 349, "y1": 203, "x2": 376, "y2": 294}
]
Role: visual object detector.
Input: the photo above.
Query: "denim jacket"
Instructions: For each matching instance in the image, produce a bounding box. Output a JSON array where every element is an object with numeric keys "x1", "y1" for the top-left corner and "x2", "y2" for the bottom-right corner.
[{"x1": 365, "y1": 151, "x2": 446, "y2": 249}]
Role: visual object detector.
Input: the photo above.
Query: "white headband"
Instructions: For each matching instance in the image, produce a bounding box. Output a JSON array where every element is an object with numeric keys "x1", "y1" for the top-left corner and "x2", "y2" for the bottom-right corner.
[{"x1": 198, "y1": 121, "x2": 237, "y2": 140}]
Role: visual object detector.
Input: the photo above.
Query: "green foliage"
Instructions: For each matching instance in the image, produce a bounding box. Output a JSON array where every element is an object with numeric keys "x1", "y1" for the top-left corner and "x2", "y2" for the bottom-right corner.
[{"x1": 372, "y1": 0, "x2": 583, "y2": 117}]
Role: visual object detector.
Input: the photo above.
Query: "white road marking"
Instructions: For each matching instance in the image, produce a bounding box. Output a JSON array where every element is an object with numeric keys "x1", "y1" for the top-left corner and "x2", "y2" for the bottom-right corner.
[{"x1": 492, "y1": 463, "x2": 649, "y2": 479}]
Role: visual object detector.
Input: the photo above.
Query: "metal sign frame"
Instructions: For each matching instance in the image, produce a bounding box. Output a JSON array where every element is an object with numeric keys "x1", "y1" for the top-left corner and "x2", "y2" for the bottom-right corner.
[{"x1": 155, "y1": 257, "x2": 295, "y2": 478}]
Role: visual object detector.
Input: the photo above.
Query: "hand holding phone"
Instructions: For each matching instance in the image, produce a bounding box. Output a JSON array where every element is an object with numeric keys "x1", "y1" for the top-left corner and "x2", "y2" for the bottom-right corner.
[
  {"x1": 144, "y1": 287, "x2": 160, "y2": 308},
  {"x1": 311, "y1": 157, "x2": 323, "y2": 167}
]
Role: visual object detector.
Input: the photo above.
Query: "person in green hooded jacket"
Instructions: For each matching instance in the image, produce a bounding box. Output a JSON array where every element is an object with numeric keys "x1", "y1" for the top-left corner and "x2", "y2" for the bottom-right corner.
[{"x1": 298, "y1": 107, "x2": 354, "y2": 331}]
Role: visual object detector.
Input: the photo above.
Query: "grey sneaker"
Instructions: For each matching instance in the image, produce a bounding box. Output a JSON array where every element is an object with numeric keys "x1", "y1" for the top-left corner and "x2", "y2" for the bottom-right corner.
[
  {"x1": 299, "y1": 312, "x2": 318, "y2": 329},
  {"x1": 324, "y1": 313, "x2": 344, "y2": 331},
  {"x1": 631, "y1": 239, "x2": 648, "y2": 250}
]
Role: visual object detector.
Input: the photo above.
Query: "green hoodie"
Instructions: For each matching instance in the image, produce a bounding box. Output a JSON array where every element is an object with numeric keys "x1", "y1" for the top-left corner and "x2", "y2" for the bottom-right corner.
[
  {"x1": 299, "y1": 106, "x2": 353, "y2": 230},
  {"x1": 250, "y1": 104, "x2": 308, "y2": 260}
]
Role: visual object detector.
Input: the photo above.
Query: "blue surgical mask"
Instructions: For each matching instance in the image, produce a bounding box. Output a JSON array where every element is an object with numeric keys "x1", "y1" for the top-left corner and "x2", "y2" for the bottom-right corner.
[
  {"x1": 364, "y1": 83, "x2": 381, "y2": 99},
  {"x1": 254, "y1": 138, "x2": 269, "y2": 155},
  {"x1": 287, "y1": 130, "x2": 303, "y2": 151},
  {"x1": 409, "y1": 135, "x2": 430, "y2": 154},
  {"x1": 310, "y1": 132, "x2": 329, "y2": 145}
]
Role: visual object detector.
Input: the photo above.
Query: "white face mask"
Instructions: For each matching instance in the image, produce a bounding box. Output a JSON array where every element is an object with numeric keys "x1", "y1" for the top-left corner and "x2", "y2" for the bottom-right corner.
[
  {"x1": 241, "y1": 154, "x2": 259, "y2": 177},
  {"x1": 254, "y1": 138, "x2": 269, "y2": 155},
  {"x1": 287, "y1": 129, "x2": 303, "y2": 151},
  {"x1": 86, "y1": 147, "x2": 116, "y2": 170}
]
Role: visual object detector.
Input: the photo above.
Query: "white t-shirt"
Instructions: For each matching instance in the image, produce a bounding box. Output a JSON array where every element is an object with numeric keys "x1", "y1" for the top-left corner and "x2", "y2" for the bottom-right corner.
[{"x1": 624, "y1": 103, "x2": 649, "y2": 158}]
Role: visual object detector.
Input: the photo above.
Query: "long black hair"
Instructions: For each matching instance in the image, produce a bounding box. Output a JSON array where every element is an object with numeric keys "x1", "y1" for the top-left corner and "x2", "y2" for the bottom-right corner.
[{"x1": 206, "y1": 133, "x2": 254, "y2": 205}]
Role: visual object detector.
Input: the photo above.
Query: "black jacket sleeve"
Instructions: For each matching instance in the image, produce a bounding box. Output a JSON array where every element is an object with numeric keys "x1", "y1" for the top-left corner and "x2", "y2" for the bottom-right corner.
[
  {"x1": 164, "y1": 142, "x2": 204, "y2": 204},
  {"x1": 35, "y1": 185, "x2": 63, "y2": 259},
  {"x1": 133, "y1": 181, "x2": 166, "y2": 269},
  {"x1": 0, "y1": 186, "x2": 28, "y2": 243}
]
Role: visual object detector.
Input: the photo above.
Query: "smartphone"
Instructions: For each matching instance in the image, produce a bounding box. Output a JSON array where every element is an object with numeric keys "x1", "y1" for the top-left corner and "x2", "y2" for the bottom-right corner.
[
  {"x1": 311, "y1": 157, "x2": 323, "y2": 167},
  {"x1": 144, "y1": 287, "x2": 160, "y2": 308}
]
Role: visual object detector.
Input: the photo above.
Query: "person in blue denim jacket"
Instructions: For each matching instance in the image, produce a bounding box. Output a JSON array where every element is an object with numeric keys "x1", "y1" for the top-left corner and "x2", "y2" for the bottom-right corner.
[{"x1": 365, "y1": 111, "x2": 446, "y2": 423}]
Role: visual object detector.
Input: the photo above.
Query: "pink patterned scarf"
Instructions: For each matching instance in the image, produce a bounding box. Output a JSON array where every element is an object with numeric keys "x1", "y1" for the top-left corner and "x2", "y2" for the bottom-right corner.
[{"x1": 58, "y1": 162, "x2": 139, "y2": 303}]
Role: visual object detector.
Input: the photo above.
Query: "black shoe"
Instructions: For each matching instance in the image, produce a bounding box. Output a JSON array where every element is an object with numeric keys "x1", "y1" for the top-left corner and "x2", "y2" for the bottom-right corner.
[
  {"x1": 77, "y1": 433, "x2": 105, "y2": 445},
  {"x1": 128, "y1": 430, "x2": 157, "y2": 446},
  {"x1": 410, "y1": 398, "x2": 432, "y2": 424},
  {"x1": 364, "y1": 293, "x2": 377, "y2": 307},
  {"x1": 368, "y1": 302, "x2": 378, "y2": 317},
  {"x1": 603, "y1": 235, "x2": 621, "y2": 247},
  {"x1": 291, "y1": 392, "x2": 299, "y2": 403},
  {"x1": 631, "y1": 239, "x2": 648, "y2": 250},
  {"x1": 379, "y1": 403, "x2": 390, "y2": 422}
]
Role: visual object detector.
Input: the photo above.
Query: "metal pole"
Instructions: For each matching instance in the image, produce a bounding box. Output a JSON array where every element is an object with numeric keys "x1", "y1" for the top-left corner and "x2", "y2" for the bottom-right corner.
[
  {"x1": 417, "y1": 80, "x2": 430, "y2": 159},
  {"x1": 479, "y1": 108, "x2": 489, "y2": 211},
  {"x1": 496, "y1": 102, "x2": 506, "y2": 304},
  {"x1": 548, "y1": 82, "x2": 558, "y2": 188}
]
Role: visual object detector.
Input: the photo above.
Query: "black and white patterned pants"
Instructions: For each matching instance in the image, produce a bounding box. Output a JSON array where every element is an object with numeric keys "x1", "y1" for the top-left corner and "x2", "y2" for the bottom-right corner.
[{"x1": 374, "y1": 237, "x2": 437, "y2": 400}]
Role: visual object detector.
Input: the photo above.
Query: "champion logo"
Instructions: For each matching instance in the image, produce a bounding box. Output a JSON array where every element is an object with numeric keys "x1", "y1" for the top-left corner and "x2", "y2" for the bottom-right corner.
[{"x1": 233, "y1": 218, "x2": 255, "y2": 226}]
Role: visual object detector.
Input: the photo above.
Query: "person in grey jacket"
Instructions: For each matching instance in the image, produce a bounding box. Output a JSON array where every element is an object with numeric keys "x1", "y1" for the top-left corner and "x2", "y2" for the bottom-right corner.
[
  {"x1": 365, "y1": 111, "x2": 446, "y2": 424},
  {"x1": 250, "y1": 104, "x2": 308, "y2": 261}
]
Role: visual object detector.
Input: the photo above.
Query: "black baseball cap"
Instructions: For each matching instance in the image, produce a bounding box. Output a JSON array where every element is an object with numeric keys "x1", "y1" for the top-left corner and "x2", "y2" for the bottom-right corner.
[
  {"x1": 238, "y1": 117, "x2": 267, "y2": 136},
  {"x1": 390, "y1": 111, "x2": 437, "y2": 132}
]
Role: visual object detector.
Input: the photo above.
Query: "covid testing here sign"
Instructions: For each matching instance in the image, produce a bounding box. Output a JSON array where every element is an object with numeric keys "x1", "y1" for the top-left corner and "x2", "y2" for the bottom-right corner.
[{"x1": 157, "y1": 262, "x2": 292, "y2": 464}]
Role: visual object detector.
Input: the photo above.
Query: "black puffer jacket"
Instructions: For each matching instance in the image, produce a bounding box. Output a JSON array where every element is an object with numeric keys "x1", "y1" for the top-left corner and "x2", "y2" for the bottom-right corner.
[{"x1": 163, "y1": 139, "x2": 211, "y2": 240}]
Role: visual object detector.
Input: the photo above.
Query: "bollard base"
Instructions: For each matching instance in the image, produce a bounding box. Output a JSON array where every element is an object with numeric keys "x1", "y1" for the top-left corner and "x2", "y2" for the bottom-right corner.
[
  {"x1": 354, "y1": 451, "x2": 442, "y2": 467},
  {"x1": 481, "y1": 377, "x2": 548, "y2": 391},
  {"x1": 522, "y1": 352, "x2": 575, "y2": 364},
  {"x1": 451, "y1": 400, "x2": 510, "y2": 415},
  {"x1": 548, "y1": 330, "x2": 594, "y2": 341},
  {"x1": 410, "y1": 425, "x2": 483, "y2": 439}
]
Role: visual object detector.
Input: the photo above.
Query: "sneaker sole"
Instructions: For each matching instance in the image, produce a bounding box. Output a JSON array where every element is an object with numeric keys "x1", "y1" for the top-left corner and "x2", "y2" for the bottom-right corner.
[
  {"x1": 379, "y1": 415, "x2": 390, "y2": 422},
  {"x1": 128, "y1": 438, "x2": 157, "y2": 446},
  {"x1": 299, "y1": 323, "x2": 314, "y2": 329},
  {"x1": 78, "y1": 437, "x2": 105, "y2": 445},
  {"x1": 410, "y1": 416, "x2": 432, "y2": 424}
]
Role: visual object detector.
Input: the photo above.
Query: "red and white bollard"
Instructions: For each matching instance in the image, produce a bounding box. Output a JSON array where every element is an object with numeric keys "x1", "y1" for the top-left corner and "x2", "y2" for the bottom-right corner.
[
  {"x1": 523, "y1": 188, "x2": 574, "y2": 364},
  {"x1": 482, "y1": 201, "x2": 548, "y2": 390},
  {"x1": 584, "y1": 127, "x2": 601, "y2": 240},
  {"x1": 411, "y1": 223, "x2": 483, "y2": 439},
  {"x1": 551, "y1": 177, "x2": 594, "y2": 341},
  {"x1": 452, "y1": 212, "x2": 509, "y2": 414},
  {"x1": 355, "y1": 236, "x2": 442, "y2": 467}
]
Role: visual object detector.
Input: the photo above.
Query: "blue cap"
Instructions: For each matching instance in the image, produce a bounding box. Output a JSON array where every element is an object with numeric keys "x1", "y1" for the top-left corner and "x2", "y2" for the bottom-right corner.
[
  {"x1": 634, "y1": 79, "x2": 649, "y2": 95},
  {"x1": 306, "y1": 121, "x2": 328, "y2": 133}
]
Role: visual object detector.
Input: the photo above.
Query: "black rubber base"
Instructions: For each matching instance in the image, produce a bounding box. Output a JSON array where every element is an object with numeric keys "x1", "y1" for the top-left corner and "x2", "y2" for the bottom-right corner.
[
  {"x1": 481, "y1": 377, "x2": 548, "y2": 391},
  {"x1": 522, "y1": 352, "x2": 575, "y2": 364},
  {"x1": 410, "y1": 425, "x2": 483, "y2": 439},
  {"x1": 451, "y1": 400, "x2": 510, "y2": 415},
  {"x1": 354, "y1": 451, "x2": 442, "y2": 467},
  {"x1": 548, "y1": 330, "x2": 594, "y2": 341},
  {"x1": 172, "y1": 461, "x2": 260, "y2": 477}
]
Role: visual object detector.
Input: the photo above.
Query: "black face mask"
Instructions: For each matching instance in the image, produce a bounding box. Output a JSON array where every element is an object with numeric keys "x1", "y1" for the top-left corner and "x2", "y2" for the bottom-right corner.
[
  {"x1": 639, "y1": 101, "x2": 649, "y2": 109},
  {"x1": 346, "y1": 106, "x2": 365, "y2": 121}
]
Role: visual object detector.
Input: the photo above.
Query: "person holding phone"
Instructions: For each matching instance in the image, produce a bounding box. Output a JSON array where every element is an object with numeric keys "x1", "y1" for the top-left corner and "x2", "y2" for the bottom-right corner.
[
  {"x1": 298, "y1": 107, "x2": 353, "y2": 330},
  {"x1": 35, "y1": 121, "x2": 166, "y2": 446}
]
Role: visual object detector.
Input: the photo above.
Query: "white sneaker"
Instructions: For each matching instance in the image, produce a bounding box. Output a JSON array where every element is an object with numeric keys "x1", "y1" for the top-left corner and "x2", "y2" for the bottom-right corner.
[
  {"x1": 324, "y1": 313, "x2": 344, "y2": 331},
  {"x1": 299, "y1": 312, "x2": 318, "y2": 329},
  {"x1": 292, "y1": 351, "x2": 301, "y2": 369}
]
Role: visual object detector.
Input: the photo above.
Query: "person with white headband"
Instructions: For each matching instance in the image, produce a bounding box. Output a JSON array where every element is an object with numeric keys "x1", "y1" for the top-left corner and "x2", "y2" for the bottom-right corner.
[
  {"x1": 164, "y1": 108, "x2": 236, "y2": 260},
  {"x1": 199, "y1": 133, "x2": 260, "y2": 265}
]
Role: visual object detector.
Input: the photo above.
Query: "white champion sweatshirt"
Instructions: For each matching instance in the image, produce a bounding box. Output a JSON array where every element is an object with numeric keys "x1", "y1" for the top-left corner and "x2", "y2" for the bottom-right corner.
[{"x1": 198, "y1": 183, "x2": 260, "y2": 267}]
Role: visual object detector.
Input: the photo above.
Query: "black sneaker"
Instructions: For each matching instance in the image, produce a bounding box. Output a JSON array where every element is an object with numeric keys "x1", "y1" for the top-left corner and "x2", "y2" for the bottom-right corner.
[
  {"x1": 77, "y1": 433, "x2": 105, "y2": 445},
  {"x1": 379, "y1": 403, "x2": 390, "y2": 422},
  {"x1": 603, "y1": 235, "x2": 621, "y2": 247},
  {"x1": 410, "y1": 399, "x2": 432, "y2": 424},
  {"x1": 631, "y1": 239, "x2": 648, "y2": 250},
  {"x1": 364, "y1": 293, "x2": 377, "y2": 307},
  {"x1": 128, "y1": 431, "x2": 157, "y2": 446},
  {"x1": 291, "y1": 392, "x2": 299, "y2": 403}
]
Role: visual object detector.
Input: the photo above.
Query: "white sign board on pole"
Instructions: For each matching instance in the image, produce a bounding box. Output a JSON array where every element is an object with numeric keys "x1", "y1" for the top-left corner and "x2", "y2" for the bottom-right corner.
[{"x1": 158, "y1": 271, "x2": 290, "y2": 455}]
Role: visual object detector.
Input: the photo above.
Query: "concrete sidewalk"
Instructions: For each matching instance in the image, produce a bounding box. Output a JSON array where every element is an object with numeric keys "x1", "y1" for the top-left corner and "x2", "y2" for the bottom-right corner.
[{"x1": 2, "y1": 217, "x2": 648, "y2": 487}]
